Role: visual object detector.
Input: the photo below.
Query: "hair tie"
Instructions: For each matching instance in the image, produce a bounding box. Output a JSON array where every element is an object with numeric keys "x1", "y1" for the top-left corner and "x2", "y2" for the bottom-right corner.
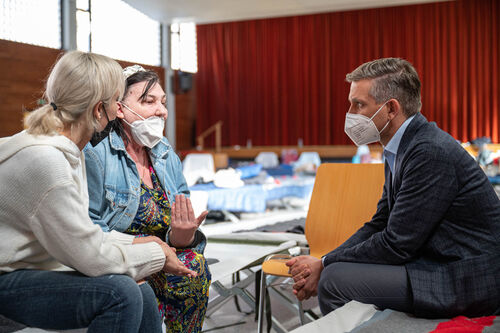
[{"x1": 50, "y1": 102, "x2": 57, "y2": 111}]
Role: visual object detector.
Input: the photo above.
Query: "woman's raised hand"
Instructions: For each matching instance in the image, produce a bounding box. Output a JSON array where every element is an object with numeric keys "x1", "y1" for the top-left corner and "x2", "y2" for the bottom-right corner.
[{"x1": 170, "y1": 194, "x2": 208, "y2": 248}]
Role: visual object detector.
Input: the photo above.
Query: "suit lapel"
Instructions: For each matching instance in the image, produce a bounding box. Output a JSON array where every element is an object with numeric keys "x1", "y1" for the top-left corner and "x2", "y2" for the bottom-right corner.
[
  {"x1": 385, "y1": 113, "x2": 429, "y2": 210},
  {"x1": 392, "y1": 113, "x2": 428, "y2": 194},
  {"x1": 385, "y1": 160, "x2": 394, "y2": 210}
]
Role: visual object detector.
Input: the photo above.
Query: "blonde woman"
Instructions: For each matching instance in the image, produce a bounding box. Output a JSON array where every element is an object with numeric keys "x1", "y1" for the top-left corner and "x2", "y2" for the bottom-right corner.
[{"x1": 0, "y1": 51, "x2": 195, "y2": 333}]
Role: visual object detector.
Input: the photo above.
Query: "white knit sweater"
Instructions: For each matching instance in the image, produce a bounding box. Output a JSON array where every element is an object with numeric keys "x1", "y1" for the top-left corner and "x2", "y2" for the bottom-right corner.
[{"x1": 0, "y1": 131, "x2": 165, "y2": 279}]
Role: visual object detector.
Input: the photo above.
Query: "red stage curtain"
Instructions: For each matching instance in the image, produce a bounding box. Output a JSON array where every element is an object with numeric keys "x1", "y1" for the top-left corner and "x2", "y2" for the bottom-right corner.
[{"x1": 196, "y1": 0, "x2": 499, "y2": 147}]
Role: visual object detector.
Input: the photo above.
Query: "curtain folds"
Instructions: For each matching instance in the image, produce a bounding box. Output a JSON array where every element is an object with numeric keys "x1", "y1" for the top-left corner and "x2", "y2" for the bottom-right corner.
[{"x1": 196, "y1": 0, "x2": 500, "y2": 147}]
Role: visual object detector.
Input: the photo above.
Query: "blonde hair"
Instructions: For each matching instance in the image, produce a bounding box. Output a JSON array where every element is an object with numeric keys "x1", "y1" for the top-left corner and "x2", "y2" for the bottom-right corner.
[{"x1": 25, "y1": 51, "x2": 124, "y2": 135}]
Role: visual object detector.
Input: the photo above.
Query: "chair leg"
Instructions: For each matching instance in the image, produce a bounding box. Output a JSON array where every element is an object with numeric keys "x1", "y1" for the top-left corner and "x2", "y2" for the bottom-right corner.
[
  {"x1": 297, "y1": 300, "x2": 305, "y2": 325},
  {"x1": 257, "y1": 271, "x2": 267, "y2": 333}
]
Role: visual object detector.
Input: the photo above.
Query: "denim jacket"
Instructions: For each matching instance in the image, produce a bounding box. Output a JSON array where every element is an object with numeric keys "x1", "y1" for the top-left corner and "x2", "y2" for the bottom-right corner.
[{"x1": 84, "y1": 131, "x2": 206, "y2": 253}]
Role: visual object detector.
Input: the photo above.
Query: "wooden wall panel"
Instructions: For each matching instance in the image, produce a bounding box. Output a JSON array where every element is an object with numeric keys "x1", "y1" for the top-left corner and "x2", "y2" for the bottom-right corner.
[
  {"x1": 174, "y1": 70, "x2": 197, "y2": 151},
  {"x1": 0, "y1": 39, "x2": 165, "y2": 138},
  {"x1": 0, "y1": 39, "x2": 63, "y2": 137}
]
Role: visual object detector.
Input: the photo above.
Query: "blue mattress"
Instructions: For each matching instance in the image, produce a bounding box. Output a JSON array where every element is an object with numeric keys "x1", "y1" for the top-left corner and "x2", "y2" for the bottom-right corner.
[
  {"x1": 190, "y1": 176, "x2": 315, "y2": 213},
  {"x1": 488, "y1": 175, "x2": 500, "y2": 184}
]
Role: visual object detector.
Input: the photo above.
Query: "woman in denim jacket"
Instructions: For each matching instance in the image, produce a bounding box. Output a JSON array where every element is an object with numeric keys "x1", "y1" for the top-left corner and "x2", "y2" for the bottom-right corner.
[{"x1": 84, "y1": 65, "x2": 210, "y2": 333}]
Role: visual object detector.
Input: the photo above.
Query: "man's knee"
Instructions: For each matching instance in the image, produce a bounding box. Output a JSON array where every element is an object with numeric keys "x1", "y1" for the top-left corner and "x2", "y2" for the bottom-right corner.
[{"x1": 318, "y1": 263, "x2": 350, "y2": 315}]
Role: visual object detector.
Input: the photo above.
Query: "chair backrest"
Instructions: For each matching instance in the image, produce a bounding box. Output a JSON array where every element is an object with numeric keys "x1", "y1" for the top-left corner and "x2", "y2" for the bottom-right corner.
[
  {"x1": 294, "y1": 151, "x2": 321, "y2": 170},
  {"x1": 182, "y1": 153, "x2": 215, "y2": 186},
  {"x1": 305, "y1": 163, "x2": 385, "y2": 258},
  {"x1": 255, "y1": 152, "x2": 279, "y2": 168}
]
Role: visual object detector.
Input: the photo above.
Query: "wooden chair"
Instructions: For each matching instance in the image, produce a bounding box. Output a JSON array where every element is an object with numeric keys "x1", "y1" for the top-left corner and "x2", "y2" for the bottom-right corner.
[{"x1": 257, "y1": 163, "x2": 385, "y2": 333}]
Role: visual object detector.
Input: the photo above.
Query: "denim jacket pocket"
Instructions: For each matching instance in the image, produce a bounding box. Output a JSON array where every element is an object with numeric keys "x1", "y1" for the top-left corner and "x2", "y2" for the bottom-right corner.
[{"x1": 104, "y1": 185, "x2": 132, "y2": 210}]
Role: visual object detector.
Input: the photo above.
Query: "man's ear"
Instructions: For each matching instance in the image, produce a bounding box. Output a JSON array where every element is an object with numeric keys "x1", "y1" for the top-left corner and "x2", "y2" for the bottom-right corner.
[
  {"x1": 92, "y1": 101, "x2": 103, "y2": 120},
  {"x1": 387, "y1": 99, "x2": 402, "y2": 120}
]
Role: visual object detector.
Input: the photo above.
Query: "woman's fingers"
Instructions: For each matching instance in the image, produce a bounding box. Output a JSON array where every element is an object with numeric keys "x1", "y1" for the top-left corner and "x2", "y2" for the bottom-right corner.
[
  {"x1": 174, "y1": 196, "x2": 181, "y2": 222},
  {"x1": 181, "y1": 195, "x2": 189, "y2": 221},
  {"x1": 176, "y1": 194, "x2": 188, "y2": 222},
  {"x1": 161, "y1": 244, "x2": 197, "y2": 277},
  {"x1": 132, "y1": 235, "x2": 163, "y2": 245},
  {"x1": 176, "y1": 195, "x2": 184, "y2": 220},
  {"x1": 173, "y1": 195, "x2": 201, "y2": 228},
  {"x1": 186, "y1": 197, "x2": 195, "y2": 221},
  {"x1": 196, "y1": 211, "x2": 209, "y2": 226},
  {"x1": 177, "y1": 265, "x2": 198, "y2": 278}
]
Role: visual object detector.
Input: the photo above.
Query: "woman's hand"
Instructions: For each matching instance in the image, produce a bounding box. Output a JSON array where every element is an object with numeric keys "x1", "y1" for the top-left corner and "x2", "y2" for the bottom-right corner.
[
  {"x1": 132, "y1": 235, "x2": 163, "y2": 245},
  {"x1": 160, "y1": 243, "x2": 197, "y2": 277},
  {"x1": 169, "y1": 194, "x2": 208, "y2": 248},
  {"x1": 132, "y1": 235, "x2": 197, "y2": 277}
]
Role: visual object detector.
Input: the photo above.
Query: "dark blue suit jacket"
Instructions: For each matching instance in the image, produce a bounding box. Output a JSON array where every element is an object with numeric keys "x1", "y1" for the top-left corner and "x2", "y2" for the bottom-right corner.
[{"x1": 323, "y1": 113, "x2": 500, "y2": 317}]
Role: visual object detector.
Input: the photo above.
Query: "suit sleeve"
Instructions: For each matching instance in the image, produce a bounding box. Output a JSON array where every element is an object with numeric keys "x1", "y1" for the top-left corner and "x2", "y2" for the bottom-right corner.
[{"x1": 323, "y1": 144, "x2": 458, "y2": 266}]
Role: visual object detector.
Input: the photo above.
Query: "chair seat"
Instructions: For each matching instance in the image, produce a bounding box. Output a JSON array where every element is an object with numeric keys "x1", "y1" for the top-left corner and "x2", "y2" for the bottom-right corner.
[{"x1": 262, "y1": 258, "x2": 292, "y2": 277}]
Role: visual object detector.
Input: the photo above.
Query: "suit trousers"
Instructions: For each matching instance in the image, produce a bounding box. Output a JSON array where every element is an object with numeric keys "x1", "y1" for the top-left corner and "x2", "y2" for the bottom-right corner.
[{"x1": 318, "y1": 262, "x2": 413, "y2": 315}]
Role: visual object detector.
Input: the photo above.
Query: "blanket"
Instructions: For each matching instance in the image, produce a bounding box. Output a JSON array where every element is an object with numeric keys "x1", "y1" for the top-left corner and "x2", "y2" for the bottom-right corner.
[
  {"x1": 351, "y1": 309, "x2": 500, "y2": 333},
  {"x1": 290, "y1": 301, "x2": 500, "y2": 333}
]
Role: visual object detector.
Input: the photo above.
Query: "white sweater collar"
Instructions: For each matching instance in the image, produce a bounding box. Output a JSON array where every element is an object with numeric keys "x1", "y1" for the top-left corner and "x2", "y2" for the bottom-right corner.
[{"x1": 0, "y1": 130, "x2": 81, "y2": 167}]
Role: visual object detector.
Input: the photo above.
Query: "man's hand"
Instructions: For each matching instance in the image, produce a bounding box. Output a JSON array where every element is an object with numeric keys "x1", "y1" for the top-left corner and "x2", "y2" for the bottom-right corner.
[
  {"x1": 286, "y1": 255, "x2": 323, "y2": 301},
  {"x1": 170, "y1": 195, "x2": 208, "y2": 248}
]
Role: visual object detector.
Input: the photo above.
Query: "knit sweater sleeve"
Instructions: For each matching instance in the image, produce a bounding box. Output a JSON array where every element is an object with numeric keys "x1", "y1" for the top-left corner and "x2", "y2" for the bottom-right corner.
[{"x1": 30, "y1": 181, "x2": 165, "y2": 280}]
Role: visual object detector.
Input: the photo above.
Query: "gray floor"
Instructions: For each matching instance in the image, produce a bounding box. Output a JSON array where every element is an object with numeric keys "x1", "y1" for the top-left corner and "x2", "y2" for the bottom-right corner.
[
  {"x1": 202, "y1": 274, "x2": 320, "y2": 333},
  {"x1": 201, "y1": 211, "x2": 313, "y2": 332}
]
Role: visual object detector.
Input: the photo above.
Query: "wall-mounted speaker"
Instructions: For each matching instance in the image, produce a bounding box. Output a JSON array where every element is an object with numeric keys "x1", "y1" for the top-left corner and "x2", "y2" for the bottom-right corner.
[{"x1": 178, "y1": 71, "x2": 193, "y2": 93}]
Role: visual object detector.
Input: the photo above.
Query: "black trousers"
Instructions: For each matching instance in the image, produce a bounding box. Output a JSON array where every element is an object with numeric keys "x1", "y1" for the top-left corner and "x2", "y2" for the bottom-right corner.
[{"x1": 317, "y1": 262, "x2": 413, "y2": 315}]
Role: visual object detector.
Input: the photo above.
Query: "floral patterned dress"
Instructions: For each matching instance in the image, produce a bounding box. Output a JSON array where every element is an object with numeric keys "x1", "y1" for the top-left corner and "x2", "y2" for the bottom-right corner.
[{"x1": 125, "y1": 166, "x2": 211, "y2": 332}]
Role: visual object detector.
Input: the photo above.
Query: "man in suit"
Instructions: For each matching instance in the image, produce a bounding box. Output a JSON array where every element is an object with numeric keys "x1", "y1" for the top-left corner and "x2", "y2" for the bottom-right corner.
[{"x1": 287, "y1": 58, "x2": 500, "y2": 318}]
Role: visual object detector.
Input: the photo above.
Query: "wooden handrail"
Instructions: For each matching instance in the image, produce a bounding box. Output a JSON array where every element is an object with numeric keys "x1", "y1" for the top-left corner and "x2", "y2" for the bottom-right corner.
[{"x1": 197, "y1": 121, "x2": 223, "y2": 152}]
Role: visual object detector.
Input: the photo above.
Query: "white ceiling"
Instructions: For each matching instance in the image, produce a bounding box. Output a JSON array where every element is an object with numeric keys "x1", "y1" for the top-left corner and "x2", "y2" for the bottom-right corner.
[{"x1": 123, "y1": 0, "x2": 447, "y2": 25}]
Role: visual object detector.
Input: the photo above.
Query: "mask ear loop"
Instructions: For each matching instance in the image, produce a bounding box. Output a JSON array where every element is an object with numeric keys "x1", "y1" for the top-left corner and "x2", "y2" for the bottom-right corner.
[
  {"x1": 101, "y1": 103, "x2": 110, "y2": 122},
  {"x1": 374, "y1": 100, "x2": 391, "y2": 135},
  {"x1": 371, "y1": 100, "x2": 391, "y2": 134},
  {"x1": 121, "y1": 102, "x2": 146, "y2": 121},
  {"x1": 369, "y1": 100, "x2": 390, "y2": 121}
]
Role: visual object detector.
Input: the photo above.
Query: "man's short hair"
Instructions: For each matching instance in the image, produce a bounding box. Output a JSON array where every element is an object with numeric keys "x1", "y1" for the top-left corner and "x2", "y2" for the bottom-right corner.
[{"x1": 346, "y1": 58, "x2": 422, "y2": 117}]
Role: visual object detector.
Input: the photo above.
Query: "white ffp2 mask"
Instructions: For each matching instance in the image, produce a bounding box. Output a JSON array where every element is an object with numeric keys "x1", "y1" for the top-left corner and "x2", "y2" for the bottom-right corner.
[
  {"x1": 122, "y1": 103, "x2": 165, "y2": 148},
  {"x1": 344, "y1": 101, "x2": 390, "y2": 146}
]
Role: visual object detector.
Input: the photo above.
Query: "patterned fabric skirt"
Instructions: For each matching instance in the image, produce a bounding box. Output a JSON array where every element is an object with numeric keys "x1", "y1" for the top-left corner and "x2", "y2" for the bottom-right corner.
[
  {"x1": 126, "y1": 167, "x2": 211, "y2": 332},
  {"x1": 146, "y1": 248, "x2": 210, "y2": 333}
]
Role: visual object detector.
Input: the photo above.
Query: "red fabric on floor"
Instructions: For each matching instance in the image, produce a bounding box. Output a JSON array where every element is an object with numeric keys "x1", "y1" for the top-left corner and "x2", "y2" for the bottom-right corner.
[{"x1": 430, "y1": 315, "x2": 496, "y2": 333}]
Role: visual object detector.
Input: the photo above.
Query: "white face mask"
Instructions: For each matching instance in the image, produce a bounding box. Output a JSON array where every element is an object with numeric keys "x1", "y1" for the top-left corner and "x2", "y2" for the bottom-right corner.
[
  {"x1": 344, "y1": 101, "x2": 391, "y2": 146},
  {"x1": 121, "y1": 103, "x2": 165, "y2": 148}
]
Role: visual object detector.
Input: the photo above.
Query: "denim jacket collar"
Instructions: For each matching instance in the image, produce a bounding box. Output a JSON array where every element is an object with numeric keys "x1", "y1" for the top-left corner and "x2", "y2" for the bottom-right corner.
[{"x1": 108, "y1": 130, "x2": 172, "y2": 160}]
